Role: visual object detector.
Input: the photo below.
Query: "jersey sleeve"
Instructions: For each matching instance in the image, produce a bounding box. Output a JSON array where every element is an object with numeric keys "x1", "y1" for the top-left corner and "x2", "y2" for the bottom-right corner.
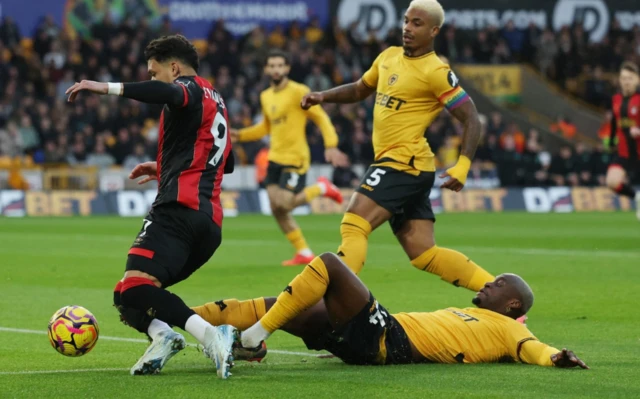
[
  {"x1": 430, "y1": 66, "x2": 470, "y2": 112},
  {"x1": 362, "y1": 52, "x2": 383, "y2": 89},
  {"x1": 301, "y1": 85, "x2": 338, "y2": 148},
  {"x1": 504, "y1": 321, "x2": 557, "y2": 366},
  {"x1": 173, "y1": 77, "x2": 200, "y2": 108},
  {"x1": 517, "y1": 340, "x2": 558, "y2": 366},
  {"x1": 239, "y1": 94, "x2": 270, "y2": 142}
]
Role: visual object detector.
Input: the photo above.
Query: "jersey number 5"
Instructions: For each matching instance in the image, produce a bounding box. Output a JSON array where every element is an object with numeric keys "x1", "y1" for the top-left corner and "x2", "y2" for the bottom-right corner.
[
  {"x1": 366, "y1": 168, "x2": 387, "y2": 186},
  {"x1": 209, "y1": 112, "x2": 228, "y2": 167}
]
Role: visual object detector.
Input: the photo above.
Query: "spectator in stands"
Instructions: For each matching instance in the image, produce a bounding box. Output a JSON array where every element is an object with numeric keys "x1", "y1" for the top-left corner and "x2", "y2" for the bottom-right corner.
[
  {"x1": 500, "y1": 122, "x2": 525, "y2": 153},
  {"x1": 573, "y1": 142, "x2": 594, "y2": 186},
  {"x1": 501, "y1": 20, "x2": 525, "y2": 59},
  {"x1": 0, "y1": 17, "x2": 21, "y2": 48},
  {"x1": 0, "y1": 121, "x2": 23, "y2": 157},
  {"x1": 86, "y1": 140, "x2": 116, "y2": 170},
  {"x1": 43, "y1": 140, "x2": 65, "y2": 164},
  {"x1": 18, "y1": 115, "x2": 39, "y2": 152},
  {"x1": 536, "y1": 29, "x2": 558, "y2": 78},
  {"x1": 550, "y1": 115, "x2": 577, "y2": 140},
  {"x1": 550, "y1": 145, "x2": 578, "y2": 186},
  {"x1": 123, "y1": 143, "x2": 152, "y2": 173},
  {"x1": 305, "y1": 64, "x2": 332, "y2": 92},
  {"x1": 495, "y1": 134, "x2": 522, "y2": 186},
  {"x1": 584, "y1": 66, "x2": 610, "y2": 108}
]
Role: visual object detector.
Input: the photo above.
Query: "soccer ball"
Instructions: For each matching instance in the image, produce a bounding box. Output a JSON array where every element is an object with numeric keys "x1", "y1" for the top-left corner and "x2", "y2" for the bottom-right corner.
[{"x1": 47, "y1": 306, "x2": 99, "y2": 357}]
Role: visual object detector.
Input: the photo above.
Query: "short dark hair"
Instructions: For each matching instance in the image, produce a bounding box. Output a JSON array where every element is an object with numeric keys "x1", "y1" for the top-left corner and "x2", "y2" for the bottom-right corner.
[
  {"x1": 265, "y1": 50, "x2": 290, "y2": 66},
  {"x1": 621, "y1": 61, "x2": 639, "y2": 75},
  {"x1": 144, "y1": 35, "x2": 199, "y2": 72}
]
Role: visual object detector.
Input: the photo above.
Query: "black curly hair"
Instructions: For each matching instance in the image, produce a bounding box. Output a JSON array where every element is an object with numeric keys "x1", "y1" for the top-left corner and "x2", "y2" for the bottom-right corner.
[{"x1": 144, "y1": 34, "x2": 199, "y2": 72}]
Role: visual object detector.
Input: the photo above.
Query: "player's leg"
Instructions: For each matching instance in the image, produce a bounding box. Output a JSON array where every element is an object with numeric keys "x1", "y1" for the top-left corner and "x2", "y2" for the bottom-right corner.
[
  {"x1": 118, "y1": 207, "x2": 226, "y2": 374},
  {"x1": 292, "y1": 176, "x2": 344, "y2": 207},
  {"x1": 606, "y1": 163, "x2": 635, "y2": 199},
  {"x1": 395, "y1": 219, "x2": 494, "y2": 292},
  {"x1": 193, "y1": 297, "x2": 330, "y2": 343},
  {"x1": 268, "y1": 167, "x2": 318, "y2": 265},
  {"x1": 392, "y1": 171, "x2": 495, "y2": 292},
  {"x1": 337, "y1": 166, "x2": 398, "y2": 274},
  {"x1": 240, "y1": 252, "x2": 371, "y2": 348}
]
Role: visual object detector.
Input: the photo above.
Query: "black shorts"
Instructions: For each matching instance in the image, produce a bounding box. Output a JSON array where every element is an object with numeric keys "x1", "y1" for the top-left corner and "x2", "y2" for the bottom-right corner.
[
  {"x1": 303, "y1": 294, "x2": 413, "y2": 365},
  {"x1": 357, "y1": 165, "x2": 436, "y2": 234},
  {"x1": 126, "y1": 203, "x2": 221, "y2": 288},
  {"x1": 264, "y1": 161, "x2": 307, "y2": 193},
  {"x1": 610, "y1": 155, "x2": 640, "y2": 183}
]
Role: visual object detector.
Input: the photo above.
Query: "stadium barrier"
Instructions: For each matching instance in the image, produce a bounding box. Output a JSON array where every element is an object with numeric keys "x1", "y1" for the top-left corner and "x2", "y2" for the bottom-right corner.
[{"x1": 0, "y1": 187, "x2": 635, "y2": 217}]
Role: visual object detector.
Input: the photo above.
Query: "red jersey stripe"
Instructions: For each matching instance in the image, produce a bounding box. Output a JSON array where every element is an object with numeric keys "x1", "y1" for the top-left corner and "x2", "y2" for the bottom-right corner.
[
  {"x1": 176, "y1": 89, "x2": 216, "y2": 210},
  {"x1": 179, "y1": 84, "x2": 189, "y2": 108}
]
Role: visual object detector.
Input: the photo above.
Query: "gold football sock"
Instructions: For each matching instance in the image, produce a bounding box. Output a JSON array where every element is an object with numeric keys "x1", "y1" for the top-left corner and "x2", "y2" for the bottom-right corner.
[
  {"x1": 303, "y1": 185, "x2": 323, "y2": 203},
  {"x1": 260, "y1": 256, "x2": 329, "y2": 333},
  {"x1": 336, "y1": 212, "x2": 372, "y2": 275},
  {"x1": 410, "y1": 246, "x2": 494, "y2": 292},
  {"x1": 285, "y1": 228, "x2": 310, "y2": 253},
  {"x1": 192, "y1": 298, "x2": 266, "y2": 330}
]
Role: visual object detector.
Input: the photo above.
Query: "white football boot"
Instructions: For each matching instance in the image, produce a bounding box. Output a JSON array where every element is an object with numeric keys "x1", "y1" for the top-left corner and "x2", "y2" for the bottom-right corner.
[
  {"x1": 130, "y1": 330, "x2": 186, "y2": 375},
  {"x1": 203, "y1": 324, "x2": 237, "y2": 379}
]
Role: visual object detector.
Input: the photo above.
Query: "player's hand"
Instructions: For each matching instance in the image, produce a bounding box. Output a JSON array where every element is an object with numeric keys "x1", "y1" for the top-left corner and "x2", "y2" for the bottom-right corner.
[
  {"x1": 551, "y1": 348, "x2": 589, "y2": 369},
  {"x1": 65, "y1": 80, "x2": 109, "y2": 102},
  {"x1": 631, "y1": 127, "x2": 640, "y2": 138},
  {"x1": 301, "y1": 92, "x2": 324, "y2": 110},
  {"x1": 325, "y1": 148, "x2": 350, "y2": 168},
  {"x1": 229, "y1": 129, "x2": 240, "y2": 143},
  {"x1": 440, "y1": 155, "x2": 471, "y2": 192},
  {"x1": 129, "y1": 161, "x2": 158, "y2": 185}
]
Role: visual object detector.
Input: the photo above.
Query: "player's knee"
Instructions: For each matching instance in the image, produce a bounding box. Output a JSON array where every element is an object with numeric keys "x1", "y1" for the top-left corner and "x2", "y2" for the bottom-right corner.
[
  {"x1": 120, "y1": 276, "x2": 158, "y2": 308},
  {"x1": 318, "y1": 252, "x2": 344, "y2": 273},
  {"x1": 605, "y1": 171, "x2": 623, "y2": 189}
]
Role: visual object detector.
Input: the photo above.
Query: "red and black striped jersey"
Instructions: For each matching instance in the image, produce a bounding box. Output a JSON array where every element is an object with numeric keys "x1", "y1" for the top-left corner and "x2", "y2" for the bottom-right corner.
[
  {"x1": 153, "y1": 76, "x2": 232, "y2": 226},
  {"x1": 611, "y1": 92, "x2": 640, "y2": 160}
]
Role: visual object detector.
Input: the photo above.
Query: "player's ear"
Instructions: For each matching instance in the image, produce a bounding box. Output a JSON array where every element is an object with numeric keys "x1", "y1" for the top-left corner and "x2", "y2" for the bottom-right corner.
[
  {"x1": 171, "y1": 62, "x2": 180, "y2": 79},
  {"x1": 431, "y1": 26, "x2": 440, "y2": 38},
  {"x1": 508, "y1": 299, "x2": 522, "y2": 311}
]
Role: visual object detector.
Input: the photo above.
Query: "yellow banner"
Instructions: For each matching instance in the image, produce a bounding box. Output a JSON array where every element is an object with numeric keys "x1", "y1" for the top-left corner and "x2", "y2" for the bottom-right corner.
[{"x1": 456, "y1": 65, "x2": 521, "y2": 103}]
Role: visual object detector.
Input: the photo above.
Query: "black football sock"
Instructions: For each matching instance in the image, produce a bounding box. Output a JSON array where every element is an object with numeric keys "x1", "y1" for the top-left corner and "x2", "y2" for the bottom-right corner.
[
  {"x1": 615, "y1": 183, "x2": 636, "y2": 199},
  {"x1": 120, "y1": 280, "x2": 195, "y2": 330},
  {"x1": 113, "y1": 281, "x2": 153, "y2": 334}
]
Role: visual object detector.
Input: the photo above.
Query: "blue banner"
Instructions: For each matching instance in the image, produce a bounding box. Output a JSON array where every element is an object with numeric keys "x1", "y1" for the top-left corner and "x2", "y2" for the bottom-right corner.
[
  {"x1": 0, "y1": 187, "x2": 636, "y2": 217},
  {"x1": 2, "y1": 0, "x2": 329, "y2": 38}
]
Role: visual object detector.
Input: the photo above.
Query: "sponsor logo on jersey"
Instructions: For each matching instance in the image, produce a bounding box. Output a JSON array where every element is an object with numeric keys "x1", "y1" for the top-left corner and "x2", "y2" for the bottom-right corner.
[{"x1": 375, "y1": 92, "x2": 407, "y2": 110}]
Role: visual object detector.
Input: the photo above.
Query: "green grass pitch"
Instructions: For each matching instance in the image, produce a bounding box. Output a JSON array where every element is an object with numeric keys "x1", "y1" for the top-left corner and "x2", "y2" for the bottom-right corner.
[{"x1": 1, "y1": 213, "x2": 639, "y2": 398}]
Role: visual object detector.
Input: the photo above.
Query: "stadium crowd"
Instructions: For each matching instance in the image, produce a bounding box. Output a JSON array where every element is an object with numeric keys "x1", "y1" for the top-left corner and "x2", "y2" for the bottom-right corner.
[{"x1": 0, "y1": 14, "x2": 628, "y2": 189}]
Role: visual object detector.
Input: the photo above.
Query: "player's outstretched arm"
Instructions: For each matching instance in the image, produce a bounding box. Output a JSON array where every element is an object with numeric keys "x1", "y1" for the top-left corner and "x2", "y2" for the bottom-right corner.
[
  {"x1": 66, "y1": 80, "x2": 186, "y2": 107},
  {"x1": 301, "y1": 79, "x2": 375, "y2": 110},
  {"x1": 440, "y1": 100, "x2": 481, "y2": 192},
  {"x1": 519, "y1": 340, "x2": 589, "y2": 369}
]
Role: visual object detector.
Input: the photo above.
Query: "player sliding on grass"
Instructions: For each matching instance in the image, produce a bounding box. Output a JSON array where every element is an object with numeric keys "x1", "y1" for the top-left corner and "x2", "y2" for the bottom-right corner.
[
  {"x1": 299, "y1": 0, "x2": 510, "y2": 317},
  {"x1": 199, "y1": 253, "x2": 588, "y2": 375},
  {"x1": 66, "y1": 35, "x2": 236, "y2": 378},
  {"x1": 231, "y1": 50, "x2": 348, "y2": 266}
]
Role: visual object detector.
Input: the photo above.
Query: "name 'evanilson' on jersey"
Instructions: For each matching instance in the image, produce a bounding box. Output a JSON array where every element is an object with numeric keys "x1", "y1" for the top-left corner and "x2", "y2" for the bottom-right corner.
[{"x1": 153, "y1": 76, "x2": 233, "y2": 226}]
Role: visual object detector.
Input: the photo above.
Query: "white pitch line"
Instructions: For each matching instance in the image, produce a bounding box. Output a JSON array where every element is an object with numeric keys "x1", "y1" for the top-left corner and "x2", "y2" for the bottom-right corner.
[
  {"x1": 0, "y1": 326, "x2": 325, "y2": 359},
  {"x1": 0, "y1": 368, "x2": 129, "y2": 376}
]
